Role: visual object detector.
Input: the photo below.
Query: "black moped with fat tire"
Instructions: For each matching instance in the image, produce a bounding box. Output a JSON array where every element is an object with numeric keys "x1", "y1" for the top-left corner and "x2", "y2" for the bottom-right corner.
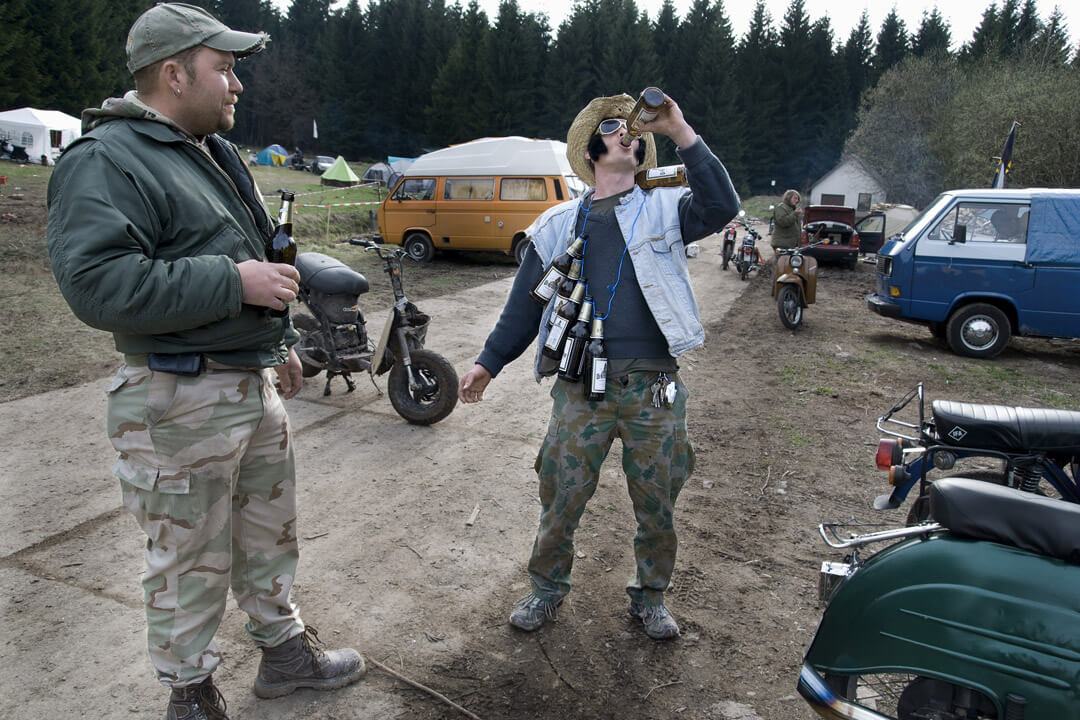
[{"x1": 292, "y1": 239, "x2": 458, "y2": 425}]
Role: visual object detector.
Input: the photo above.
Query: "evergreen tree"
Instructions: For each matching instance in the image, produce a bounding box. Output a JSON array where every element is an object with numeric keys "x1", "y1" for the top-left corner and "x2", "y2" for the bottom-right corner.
[
  {"x1": 667, "y1": 1, "x2": 737, "y2": 167},
  {"x1": 843, "y1": 12, "x2": 874, "y2": 110},
  {"x1": 736, "y1": 0, "x2": 782, "y2": 193},
  {"x1": 0, "y1": 0, "x2": 43, "y2": 109},
  {"x1": 1014, "y1": 0, "x2": 1040, "y2": 53},
  {"x1": 912, "y1": 7, "x2": 952, "y2": 57},
  {"x1": 426, "y1": 1, "x2": 490, "y2": 146},
  {"x1": 963, "y1": 3, "x2": 1001, "y2": 63},
  {"x1": 479, "y1": 0, "x2": 552, "y2": 138},
  {"x1": 652, "y1": 0, "x2": 680, "y2": 90},
  {"x1": 773, "y1": 0, "x2": 817, "y2": 188},
  {"x1": 872, "y1": 8, "x2": 908, "y2": 82},
  {"x1": 1025, "y1": 7, "x2": 1071, "y2": 65}
]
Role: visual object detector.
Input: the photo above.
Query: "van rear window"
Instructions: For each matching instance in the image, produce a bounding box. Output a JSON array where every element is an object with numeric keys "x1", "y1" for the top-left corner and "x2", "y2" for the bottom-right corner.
[
  {"x1": 444, "y1": 177, "x2": 495, "y2": 200},
  {"x1": 501, "y1": 178, "x2": 548, "y2": 201}
]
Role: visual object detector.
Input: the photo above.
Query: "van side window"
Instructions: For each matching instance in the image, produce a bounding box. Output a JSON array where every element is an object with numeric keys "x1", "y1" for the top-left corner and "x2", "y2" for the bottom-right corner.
[
  {"x1": 501, "y1": 178, "x2": 548, "y2": 201},
  {"x1": 444, "y1": 177, "x2": 495, "y2": 200},
  {"x1": 393, "y1": 178, "x2": 435, "y2": 201},
  {"x1": 553, "y1": 179, "x2": 564, "y2": 201},
  {"x1": 930, "y1": 202, "x2": 1030, "y2": 244}
]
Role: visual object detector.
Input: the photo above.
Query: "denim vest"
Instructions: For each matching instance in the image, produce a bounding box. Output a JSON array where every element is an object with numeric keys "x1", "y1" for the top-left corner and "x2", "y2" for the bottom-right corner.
[{"x1": 527, "y1": 186, "x2": 703, "y2": 381}]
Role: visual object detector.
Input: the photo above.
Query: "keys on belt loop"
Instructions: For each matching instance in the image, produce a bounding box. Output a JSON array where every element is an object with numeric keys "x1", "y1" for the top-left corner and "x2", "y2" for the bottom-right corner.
[{"x1": 650, "y1": 372, "x2": 678, "y2": 409}]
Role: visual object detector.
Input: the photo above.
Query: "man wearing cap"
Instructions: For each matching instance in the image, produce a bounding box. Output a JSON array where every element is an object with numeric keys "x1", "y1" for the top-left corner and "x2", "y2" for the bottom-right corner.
[
  {"x1": 457, "y1": 93, "x2": 739, "y2": 639},
  {"x1": 47, "y1": 4, "x2": 364, "y2": 718}
]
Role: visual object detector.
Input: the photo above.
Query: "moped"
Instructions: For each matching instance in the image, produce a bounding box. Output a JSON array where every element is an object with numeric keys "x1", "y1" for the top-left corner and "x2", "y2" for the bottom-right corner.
[
  {"x1": 731, "y1": 221, "x2": 764, "y2": 281},
  {"x1": 292, "y1": 238, "x2": 458, "y2": 425},
  {"x1": 772, "y1": 241, "x2": 821, "y2": 329},
  {"x1": 799, "y1": 476, "x2": 1080, "y2": 720},
  {"x1": 720, "y1": 223, "x2": 737, "y2": 270},
  {"x1": 871, "y1": 383, "x2": 1080, "y2": 523}
]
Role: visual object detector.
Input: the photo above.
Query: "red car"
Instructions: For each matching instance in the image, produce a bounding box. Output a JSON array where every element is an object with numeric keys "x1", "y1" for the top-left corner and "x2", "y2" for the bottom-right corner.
[{"x1": 801, "y1": 205, "x2": 861, "y2": 269}]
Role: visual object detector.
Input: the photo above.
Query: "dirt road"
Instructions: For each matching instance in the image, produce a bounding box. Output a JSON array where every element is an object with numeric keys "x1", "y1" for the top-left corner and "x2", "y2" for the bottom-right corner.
[{"x1": 6, "y1": 228, "x2": 1079, "y2": 719}]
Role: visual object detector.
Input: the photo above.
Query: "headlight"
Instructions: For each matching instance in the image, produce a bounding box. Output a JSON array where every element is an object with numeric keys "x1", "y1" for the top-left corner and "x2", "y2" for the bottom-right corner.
[{"x1": 790, "y1": 254, "x2": 804, "y2": 269}]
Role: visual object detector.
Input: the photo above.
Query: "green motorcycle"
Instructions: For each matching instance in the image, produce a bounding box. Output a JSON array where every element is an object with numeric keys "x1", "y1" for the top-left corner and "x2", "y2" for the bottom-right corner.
[{"x1": 798, "y1": 477, "x2": 1080, "y2": 720}]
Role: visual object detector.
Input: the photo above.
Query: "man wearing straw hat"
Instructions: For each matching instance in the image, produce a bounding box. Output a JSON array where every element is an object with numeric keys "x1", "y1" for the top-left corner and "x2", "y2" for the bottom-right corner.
[
  {"x1": 458, "y1": 92, "x2": 739, "y2": 639},
  {"x1": 47, "y1": 4, "x2": 365, "y2": 717}
]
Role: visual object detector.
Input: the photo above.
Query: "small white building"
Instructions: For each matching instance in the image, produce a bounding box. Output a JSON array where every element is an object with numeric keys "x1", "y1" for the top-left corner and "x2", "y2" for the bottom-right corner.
[
  {"x1": 808, "y1": 155, "x2": 886, "y2": 214},
  {"x1": 0, "y1": 107, "x2": 82, "y2": 164}
]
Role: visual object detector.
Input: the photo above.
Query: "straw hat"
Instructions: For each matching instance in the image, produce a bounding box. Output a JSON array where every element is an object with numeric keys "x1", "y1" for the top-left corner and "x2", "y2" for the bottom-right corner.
[{"x1": 566, "y1": 94, "x2": 657, "y2": 187}]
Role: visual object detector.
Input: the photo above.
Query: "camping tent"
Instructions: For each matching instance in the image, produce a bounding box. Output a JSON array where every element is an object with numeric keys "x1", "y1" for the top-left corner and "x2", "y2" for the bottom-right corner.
[
  {"x1": 320, "y1": 156, "x2": 359, "y2": 187},
  {"x1": 361, "y1": 161, "x2": 392, "y2": 185},
  {"x1": 0, "y1": 107, "x2": 81, "y2": 163},
  {"x1": 256, "y1": 144, "x2": 288, "y2": 166}
]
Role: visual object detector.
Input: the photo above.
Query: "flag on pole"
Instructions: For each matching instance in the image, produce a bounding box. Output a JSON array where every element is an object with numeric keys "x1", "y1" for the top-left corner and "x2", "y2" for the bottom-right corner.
[
  {"x1": 313, "y1": 118, "x2": 319, "y2": 139},
  {"x1": 991, "y1": 121, "x2": 1019, "y2": 189}
]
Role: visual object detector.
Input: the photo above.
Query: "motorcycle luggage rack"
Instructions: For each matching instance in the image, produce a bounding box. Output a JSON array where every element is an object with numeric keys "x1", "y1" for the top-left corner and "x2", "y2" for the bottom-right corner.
[
  {"x1": 875, "y1": 382, "x2": 926, "y2": 443},
  {"x1": 819, "y1": 520, "x2": 941, "y2": 550}
]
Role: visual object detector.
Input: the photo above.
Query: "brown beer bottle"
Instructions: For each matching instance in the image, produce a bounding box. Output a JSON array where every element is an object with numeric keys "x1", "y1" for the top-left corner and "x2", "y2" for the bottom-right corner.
[
  {"x1": 543, "y1": 281, "x2": 585, "y2": 359},
  {"x1": 620, "y1": 86, "x2": 665, "y2": 148},
  {"x1": 531, "y1": 235, "x2": 586, "y2": 304},
  {"x1": 583, "y1": 316, "x2": 607, "y2": 401},
  {"x1": 636, "y1": 165, "x2": 688, "y2": 189},
  {"x1": 267, "y1": 190, "x2": 297, "y2": 317},
  {"x1": 547, "y1": 257, "x2": 583, "y2": 328},
  {"x1": 558, "y1": 297, "x2": 594, "y2": 382}
]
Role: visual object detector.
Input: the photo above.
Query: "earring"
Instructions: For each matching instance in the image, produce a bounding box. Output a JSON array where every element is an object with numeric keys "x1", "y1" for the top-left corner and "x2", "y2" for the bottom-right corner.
[{"x1": 175, "y1": 88, "x2": 182, "y2": 97}]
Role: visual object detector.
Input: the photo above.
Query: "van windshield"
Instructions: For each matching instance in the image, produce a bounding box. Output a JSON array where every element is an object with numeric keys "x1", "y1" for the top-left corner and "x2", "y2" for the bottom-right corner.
[{"x1": 393, "y1": 178, "x2": 435, "y2": 201}]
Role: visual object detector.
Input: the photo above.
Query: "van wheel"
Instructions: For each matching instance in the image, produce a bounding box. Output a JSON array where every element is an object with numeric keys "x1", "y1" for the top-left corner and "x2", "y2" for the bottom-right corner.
[
  {"x1": 512, "y1": 237, "x2": 530, "y2": 266},
  {"x1": 945, "y1": 303, "x2": 1010, "y2": 358},
  {"x1": 403, "y1": 233, "x2": 435, "y2": 263}
]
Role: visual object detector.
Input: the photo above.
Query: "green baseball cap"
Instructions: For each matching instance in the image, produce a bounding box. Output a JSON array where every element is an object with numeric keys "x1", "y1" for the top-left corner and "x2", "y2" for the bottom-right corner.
[{"x1": 126, "y1": 2, "x2": 269, "y2": 74}]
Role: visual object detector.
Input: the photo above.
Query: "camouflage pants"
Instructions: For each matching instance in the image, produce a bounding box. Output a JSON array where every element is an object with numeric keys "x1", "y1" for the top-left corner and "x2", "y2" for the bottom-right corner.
[
  {"x1": 530, "y1": 372, "x2": 694, "y2": 607},
  {"x1": 105, "y1": 362, "x2": 304, "y2": 687}
]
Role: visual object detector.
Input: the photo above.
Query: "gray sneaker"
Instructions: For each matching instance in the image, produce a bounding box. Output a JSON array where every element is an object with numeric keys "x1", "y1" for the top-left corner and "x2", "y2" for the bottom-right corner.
[
  {"x1": 509, "y1": 592, "x2": 562, "y2": 631},
  {"x1": 628, "y1": 600, "x2": 680, "y2": 640}
]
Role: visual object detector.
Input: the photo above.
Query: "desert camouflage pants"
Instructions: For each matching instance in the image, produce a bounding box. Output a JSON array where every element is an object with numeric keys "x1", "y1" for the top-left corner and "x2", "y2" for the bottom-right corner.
[
  {"x1": 105, "y1": 362, "x2": 304, "y2": 687},
  {"x1": 530, "y1": 372, "x2": 694, "y2": 607}
]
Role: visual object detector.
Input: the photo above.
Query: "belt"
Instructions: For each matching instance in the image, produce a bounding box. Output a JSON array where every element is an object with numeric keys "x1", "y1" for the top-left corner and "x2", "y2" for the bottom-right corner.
[{"x1": 123, "y1": 354, "x2": 263, "y2": 373}]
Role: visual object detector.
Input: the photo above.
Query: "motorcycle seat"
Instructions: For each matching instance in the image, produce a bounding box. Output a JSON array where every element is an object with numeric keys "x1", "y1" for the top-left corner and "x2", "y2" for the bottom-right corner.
[
  {"x1": 296, "y1": 252, "x2": 369, "y2": 296},
  {"x1": 932, "y1": 400, "x2": 1080, "y2": 455},
  {"x1": 930, "y1": 477, "x2": 1080, "y2": 565}
]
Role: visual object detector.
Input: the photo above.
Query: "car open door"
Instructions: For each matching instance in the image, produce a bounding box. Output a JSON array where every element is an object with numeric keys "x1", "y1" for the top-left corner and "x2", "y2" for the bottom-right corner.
[{"x1": 855, "y1": 211, "x2": 887, "y2": 255}]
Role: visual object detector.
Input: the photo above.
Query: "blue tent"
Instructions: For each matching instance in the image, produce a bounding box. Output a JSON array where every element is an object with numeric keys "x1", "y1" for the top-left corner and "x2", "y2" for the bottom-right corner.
[{"x1": 256, "y1": 144, "x2": 288, "y2": 166}]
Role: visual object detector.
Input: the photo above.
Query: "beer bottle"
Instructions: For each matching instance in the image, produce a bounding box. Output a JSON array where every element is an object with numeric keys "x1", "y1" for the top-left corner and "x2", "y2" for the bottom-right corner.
[
  {"x1": 531, "y1": 235, "x2": 586, "y2": 304},
  {"x1": 547, "y1": 257, "x2": 583, "y2": 328},
  {"x1": 636, "y1": 165, "x2": 688, "y2": 190},
  {"x1": 543, "y1": 281, "x2": 585, "y2": 359},
  {"x1": 558, "y1": 297, "x2": 594, "y2": 382},
  {"x1": 584, "y1": 316, "x2": 607, "y2": 401},
  {"x1": 620, "y1": 86, "x2": 666, "y2": 148},
  {"x1": 267, "y1": 190, "x2": 297, "y2": 318}
]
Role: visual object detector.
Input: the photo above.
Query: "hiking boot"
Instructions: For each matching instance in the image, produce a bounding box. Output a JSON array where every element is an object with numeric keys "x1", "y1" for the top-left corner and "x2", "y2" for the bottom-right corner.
[
  {"x1": 508, "y1": 592, "x2": 562, "y2": 631},
  {"x1": 253, "y1": 626, "x2": 366, "y2": 699},
  {"x1": 165, "y1": 676, "x2": 228, "y2": 720},
  {"x1": 628, "y1": 600, "x2": 680, "y2": 640}
]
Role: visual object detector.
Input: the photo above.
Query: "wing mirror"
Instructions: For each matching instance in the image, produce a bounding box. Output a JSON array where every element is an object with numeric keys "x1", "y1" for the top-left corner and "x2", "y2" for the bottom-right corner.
[{"x1": 950, "y1": 225, "x2": 967, "y2": 244}]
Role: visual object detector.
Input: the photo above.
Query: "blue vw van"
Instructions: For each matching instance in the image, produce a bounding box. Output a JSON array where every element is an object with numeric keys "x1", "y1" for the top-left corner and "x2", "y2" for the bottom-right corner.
[{"x1": 866, "y1": 188, "x2": 1080, "y2": 358}]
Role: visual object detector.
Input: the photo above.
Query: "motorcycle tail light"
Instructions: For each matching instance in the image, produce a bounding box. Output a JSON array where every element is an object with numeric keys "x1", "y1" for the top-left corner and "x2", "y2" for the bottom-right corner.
[{"x1": 876, "y1": 439, "x2": 902, "y2": 470}]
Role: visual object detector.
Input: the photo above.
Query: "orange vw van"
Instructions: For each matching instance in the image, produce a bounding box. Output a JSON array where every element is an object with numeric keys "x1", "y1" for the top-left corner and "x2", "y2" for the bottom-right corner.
[{"x1": 374, "y1": 137, "x2": 583, "y2": 263}]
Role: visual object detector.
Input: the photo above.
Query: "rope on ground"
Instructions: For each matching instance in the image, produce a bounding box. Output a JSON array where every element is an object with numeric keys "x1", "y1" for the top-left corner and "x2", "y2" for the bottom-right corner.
[{"x1": 368, "y1": 656, "x2": 484, "y2": 720}]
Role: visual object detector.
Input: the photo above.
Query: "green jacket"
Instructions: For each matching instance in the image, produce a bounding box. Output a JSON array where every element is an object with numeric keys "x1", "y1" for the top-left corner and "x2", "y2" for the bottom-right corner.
[
  {"x1": 771, "y1": 201, "x2": 802, "y2": 249},
  {"x1": 47, "y1": 92, "x2": 297, "y2": 368}
]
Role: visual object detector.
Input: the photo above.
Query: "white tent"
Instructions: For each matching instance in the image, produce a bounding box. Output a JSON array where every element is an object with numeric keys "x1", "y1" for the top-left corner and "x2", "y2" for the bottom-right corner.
[{"x1": 0, "y1": 107, "x2": 82, "y2": 164}]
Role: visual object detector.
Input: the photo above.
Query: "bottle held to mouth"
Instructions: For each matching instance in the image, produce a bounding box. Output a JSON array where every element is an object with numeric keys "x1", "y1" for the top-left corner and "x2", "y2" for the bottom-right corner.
[{"x1": 620, "y1": 86, "x2": 665, "y2": 148}]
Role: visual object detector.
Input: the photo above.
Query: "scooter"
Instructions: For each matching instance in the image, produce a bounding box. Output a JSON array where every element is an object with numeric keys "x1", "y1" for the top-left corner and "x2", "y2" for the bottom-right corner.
[
  {"x1": 772, "y1": 241, "x2": 821, "y2": 329},
  {"x1": 798, "y1": 476, "x2": 1080, "y2": 720},
  {"x1": 292, "y1": 238, "x2": 458, "y2": 425},
  {"x1": 731, "y1": 222, "x2": 764, "y2": 281},
  {"x1": 720, "y1": 223, "x2": 737, "y2": 270},
  {"x1": 871, "y1": 382, "x2": 1080, "y2": 523}
]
